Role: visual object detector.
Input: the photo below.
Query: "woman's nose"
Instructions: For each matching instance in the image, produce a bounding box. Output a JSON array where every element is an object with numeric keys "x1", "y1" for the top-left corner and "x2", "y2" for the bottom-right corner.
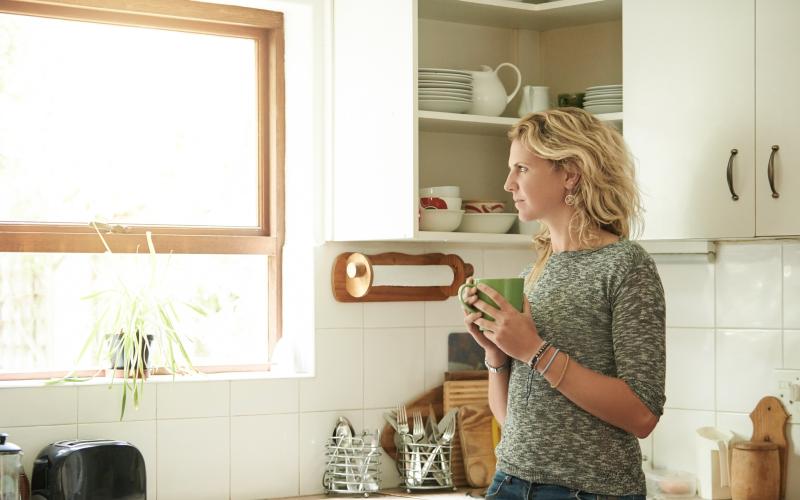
[{"x1": 503, "y1": 173, "x2": 515, "y2": 192}]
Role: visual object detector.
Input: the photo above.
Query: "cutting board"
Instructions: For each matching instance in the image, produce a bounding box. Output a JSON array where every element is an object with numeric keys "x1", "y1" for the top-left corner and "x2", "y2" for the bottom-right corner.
[
  {"x1": 748, "y1": 396, "x2": 789, "y2": 499},
  {"x1": 444, "y1": 379, "x2": 490, "y2": 487}
]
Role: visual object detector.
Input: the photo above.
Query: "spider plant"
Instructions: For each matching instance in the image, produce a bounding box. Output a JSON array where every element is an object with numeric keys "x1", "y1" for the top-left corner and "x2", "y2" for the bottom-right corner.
[{"x1": 53, "y1": 223, "x2": 205, "y2": 420}]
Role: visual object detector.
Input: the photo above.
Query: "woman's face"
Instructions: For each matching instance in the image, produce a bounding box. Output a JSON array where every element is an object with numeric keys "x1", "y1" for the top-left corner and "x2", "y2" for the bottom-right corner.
[{"x1": 504, "y1": 139, "x2": 571, "y2": 222}]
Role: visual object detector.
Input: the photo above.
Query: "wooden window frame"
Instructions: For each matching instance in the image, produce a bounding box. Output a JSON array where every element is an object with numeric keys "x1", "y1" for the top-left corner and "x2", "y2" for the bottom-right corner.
[{"x1": 0, "y1": 0, "x2": 285, "y2": 378}]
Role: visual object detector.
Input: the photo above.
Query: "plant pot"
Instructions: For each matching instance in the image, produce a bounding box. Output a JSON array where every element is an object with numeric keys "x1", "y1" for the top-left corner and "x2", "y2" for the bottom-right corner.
[{"x1": 108, "y1": 333, "x2": 154, "y2": 378}]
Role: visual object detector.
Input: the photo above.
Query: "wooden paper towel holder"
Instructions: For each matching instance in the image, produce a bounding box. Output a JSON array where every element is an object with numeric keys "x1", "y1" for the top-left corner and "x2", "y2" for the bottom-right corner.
[{"x1": 331, "y1": 252, "x2": 474, "y2": 302}]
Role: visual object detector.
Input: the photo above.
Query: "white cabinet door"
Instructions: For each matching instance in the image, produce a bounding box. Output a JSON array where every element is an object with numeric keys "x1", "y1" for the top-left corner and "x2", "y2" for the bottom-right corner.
[
  {"x1": 623, "y1": 0, "x2": 755, "y2": 240},
  {"x1": 755, "y1": 0, "x2": 800, "y2": 236},
  {"x1": 330, "y1": 0, "x2": 417, "y2": 241}
]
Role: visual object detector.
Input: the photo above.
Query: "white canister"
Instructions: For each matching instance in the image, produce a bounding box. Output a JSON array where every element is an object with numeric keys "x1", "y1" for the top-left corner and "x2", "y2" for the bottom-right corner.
[
  {"x1": 518, "y1": 85, "x2": 550, "y2": 116},
  {"x1": 695, "y1": 427, "x2": 734, "y2": 499}
]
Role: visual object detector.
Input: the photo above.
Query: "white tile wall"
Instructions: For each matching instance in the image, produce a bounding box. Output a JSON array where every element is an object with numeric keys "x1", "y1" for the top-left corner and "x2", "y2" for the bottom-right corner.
[
  {"x1": 424, "y1": 326, "x2": 463, "y2": 390},
  {"x1": 4, "y1": 239, "x2": 800, "y2": 499},
  {"x1": 0, "y1": 386, "x2": 77, "y2": 427},
  {"x1": 299, "y1": 329, "x2": 362, "y2": 412},
  {"x1": 156, "y1": 381, "x2": 229, "y2": 419},
  {"x1": 363, "y1": 327, "x2": 425, "y2": 409},
  {"x1": 231, "y1": 378, "x2": 298, "y2": 416},
  {"x1": 785, "y1": 242, "x2": 800, "y2": 329},
  {"x1": 655, "y1": 255, "x2": 715, "y2": 328},
  {"x1": 785, "y1": 330, "x2": 800, "y2": 368},
  {"x1": 715, "y1": 242, "x2": 782, "y2": 329},
  {"x1": 715, "y1": 329, "x2": 782, "y2": 413},
  {"x1": 664, "y1": 328, "x2": 715, "y2": 410},
  {"x1": 157, "y1": 417, "x2": 230, "y2": 500},
  {"x1": 230, "y1": 413, "x2": 299, "y2": 500}
]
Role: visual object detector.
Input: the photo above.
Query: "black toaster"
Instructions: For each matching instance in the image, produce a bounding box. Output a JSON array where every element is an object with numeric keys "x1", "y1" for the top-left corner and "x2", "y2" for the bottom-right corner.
[{"x1": 31, "y1": 439, "x2": 146, "y2": 500}]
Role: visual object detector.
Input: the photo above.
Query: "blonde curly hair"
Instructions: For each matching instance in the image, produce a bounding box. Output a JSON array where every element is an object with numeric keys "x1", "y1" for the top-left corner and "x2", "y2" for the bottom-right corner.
[{"x1": 507, "y1": 107, "x2": 643, "y2": 289}]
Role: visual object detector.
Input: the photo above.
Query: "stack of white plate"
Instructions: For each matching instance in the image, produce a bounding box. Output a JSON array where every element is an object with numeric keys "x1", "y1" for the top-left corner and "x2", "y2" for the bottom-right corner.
[
  {"x1": 418, "y1": 67, "x2": 472, "y2": 114},
  {"x1": 583, "y1": 84, "x2": 622, "y2": 114}
]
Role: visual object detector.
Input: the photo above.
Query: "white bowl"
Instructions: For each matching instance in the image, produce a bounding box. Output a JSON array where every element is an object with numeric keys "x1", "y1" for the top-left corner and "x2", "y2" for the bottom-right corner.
[
  {"x1": 419, "y1": 99, "x2": 471, "y2": 113},
  {"x1": 419, "y1": 209, "x2": 464, "y2": 232},
  {"x1": 419, "y1": 196, "x2": 462, "y2": 210},
  {"x1": 456, "y1": 213, "x2": 517, "y2": 234},
  {"x1": 420, "y1": 185, "x2": 460, "y2": 197},
  {"x1": 463, "y1": 200, "x2": 506, "y2": 213}
]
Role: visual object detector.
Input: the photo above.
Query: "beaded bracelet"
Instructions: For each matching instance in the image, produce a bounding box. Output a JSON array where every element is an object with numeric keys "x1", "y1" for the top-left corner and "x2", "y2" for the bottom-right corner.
[
  {"x1": 550, "y1": 354, "x2": 570, "y2": 389},
  {"x1": 526, "y1": 340, "x2": 551, "y2": 371},
  {"x1": 539, "y1": 348, "x2": 561, "y2": 377}
]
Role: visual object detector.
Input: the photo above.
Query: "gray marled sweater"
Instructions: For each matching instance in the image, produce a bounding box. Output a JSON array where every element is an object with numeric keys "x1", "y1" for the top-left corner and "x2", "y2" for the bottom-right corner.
[{"x1": 495, "y1": 238, "x2": 666, "y2": 496}]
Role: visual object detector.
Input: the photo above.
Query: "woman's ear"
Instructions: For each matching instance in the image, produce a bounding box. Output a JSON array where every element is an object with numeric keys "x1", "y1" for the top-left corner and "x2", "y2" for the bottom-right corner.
[{"x1": 563, "y1": 169, "x2": 581, "y2": 190}]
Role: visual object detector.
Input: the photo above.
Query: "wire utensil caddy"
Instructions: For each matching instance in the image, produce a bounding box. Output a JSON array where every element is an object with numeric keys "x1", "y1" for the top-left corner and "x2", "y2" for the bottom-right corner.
[
  {"x1": 323, "y1": 434, "x2": 382, "y2": 496},
  {"x1": 395, "y1": 440, "x2": 455, "y2": 491}
]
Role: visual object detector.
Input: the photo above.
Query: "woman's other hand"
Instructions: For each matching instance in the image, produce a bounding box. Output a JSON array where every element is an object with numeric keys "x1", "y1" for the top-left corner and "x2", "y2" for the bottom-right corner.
[
  {"x1": 462, "y1": 278, "x2": 509, "y2": 366},
  {"x1": 468, "y1": 282, "x2": 540, "y2": 362}
]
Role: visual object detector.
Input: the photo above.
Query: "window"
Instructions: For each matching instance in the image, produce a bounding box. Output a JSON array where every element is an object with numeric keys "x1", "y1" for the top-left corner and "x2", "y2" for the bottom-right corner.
[{"x1": 0, "y1": 0, "x2": 285, "y2": 377}]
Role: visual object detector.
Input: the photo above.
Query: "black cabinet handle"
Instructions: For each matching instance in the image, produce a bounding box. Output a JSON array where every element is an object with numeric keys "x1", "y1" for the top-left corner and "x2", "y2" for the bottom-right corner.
[
  {"x1": 767, "y1": 145, "x2": 780, "y2": 199},
  {"x1": 726, "y1": 149, "x2": 739, "y2": 201}
]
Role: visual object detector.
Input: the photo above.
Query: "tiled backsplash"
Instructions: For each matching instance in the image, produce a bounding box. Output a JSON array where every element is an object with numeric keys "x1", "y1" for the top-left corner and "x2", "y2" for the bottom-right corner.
[{"x1": 1, "y1": 239, "x2": 799, "y2": 499}]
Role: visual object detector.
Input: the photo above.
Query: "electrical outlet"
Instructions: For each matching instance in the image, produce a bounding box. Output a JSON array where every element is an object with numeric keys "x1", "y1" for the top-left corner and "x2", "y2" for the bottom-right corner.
[{"x1": 773, "y1": 369, "x2": 800, "y2": 424}]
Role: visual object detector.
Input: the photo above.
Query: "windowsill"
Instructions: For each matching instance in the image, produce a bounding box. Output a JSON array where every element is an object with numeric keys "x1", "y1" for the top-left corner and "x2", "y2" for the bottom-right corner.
[{"x1": 0, "y1": 368, "x2": 313, "y2": 389}]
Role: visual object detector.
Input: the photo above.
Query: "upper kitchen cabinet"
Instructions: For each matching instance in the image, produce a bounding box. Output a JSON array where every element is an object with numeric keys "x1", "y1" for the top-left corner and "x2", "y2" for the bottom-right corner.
[
  {"x1": 624, "y1": 0, "x2": 800, "y2": 240},
  {"x1": 330, "y1": 0, "x2": 622, "y2": 243},
  {"x1": 755, "y1": 0, "x2": 800, "y2": 235},
  {"x1": 331, "y1": 0, "x2": 417, "y2": 241}
]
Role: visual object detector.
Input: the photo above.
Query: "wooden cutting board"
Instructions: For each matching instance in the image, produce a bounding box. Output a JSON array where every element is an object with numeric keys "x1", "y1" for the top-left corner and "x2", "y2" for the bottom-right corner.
[
  {"x1": 748, "y1": 396, "x2": 789, "y2": 499},
  {"x1": 443, "y1": 379, "x2": 490, "y2": 487}
]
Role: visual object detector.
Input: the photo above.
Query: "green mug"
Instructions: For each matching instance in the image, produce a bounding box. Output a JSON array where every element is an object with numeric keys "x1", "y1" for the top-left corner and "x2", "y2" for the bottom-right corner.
[{"x1": 458, "y1": 277, "x2": 524, "y2": 325}]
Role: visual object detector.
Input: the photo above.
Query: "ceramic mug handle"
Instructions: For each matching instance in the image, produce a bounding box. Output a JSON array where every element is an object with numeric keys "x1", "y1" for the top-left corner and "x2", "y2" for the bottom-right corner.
[
  {"x1": 458, "y1": 282, "x2": 478, "y2": 313},
  {"x1": 496, "y1": 62, "x2": 522, "y2": 103}
]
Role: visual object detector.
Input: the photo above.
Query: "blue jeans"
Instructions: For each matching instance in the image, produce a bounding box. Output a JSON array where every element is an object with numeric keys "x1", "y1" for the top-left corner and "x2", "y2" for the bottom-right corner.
[{"x1": 485, "y1": 470, "x2": 646, "y2": 500}]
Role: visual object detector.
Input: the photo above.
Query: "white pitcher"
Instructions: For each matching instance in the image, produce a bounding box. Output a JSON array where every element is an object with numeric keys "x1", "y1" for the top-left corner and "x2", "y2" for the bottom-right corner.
[
  {"x1": 468, "y1": 63, "x2": 521, "y2": 116},
  {"x1": 695, "y1": 427, "x2": 734, "y2": 499},
  {"x1": 518, "y1": 85, "x2": 550, "y2": 116}
]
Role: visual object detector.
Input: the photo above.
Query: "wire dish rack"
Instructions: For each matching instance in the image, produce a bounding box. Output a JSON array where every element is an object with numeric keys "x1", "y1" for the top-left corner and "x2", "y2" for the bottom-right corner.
[
  {"x1": 395, "y1": 440, "x2": 455, "y2": 491},
  {"x1": 323, "y1": 435, "x2": 382, "y2": 496}
]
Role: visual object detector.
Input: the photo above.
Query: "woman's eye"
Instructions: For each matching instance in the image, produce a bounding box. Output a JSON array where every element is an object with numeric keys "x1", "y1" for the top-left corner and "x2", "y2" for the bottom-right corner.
[{"x1": 517, "y1": 165, "x2": 528, "y2": 173}]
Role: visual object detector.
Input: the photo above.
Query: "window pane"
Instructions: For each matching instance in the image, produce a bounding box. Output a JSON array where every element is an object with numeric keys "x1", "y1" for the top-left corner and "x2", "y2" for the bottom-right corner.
[
  {"x1": 0, "y1": 253, "x2": 268, "y2": 373},
  {"x1": 0, "y1": 13, "x2": 259, "y2": 227}
]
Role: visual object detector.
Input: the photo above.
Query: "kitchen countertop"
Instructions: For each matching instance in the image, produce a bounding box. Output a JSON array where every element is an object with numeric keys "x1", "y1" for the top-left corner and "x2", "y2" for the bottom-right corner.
[{"x1": 273, "y1": 488, "x2": 703, "y2": 500}]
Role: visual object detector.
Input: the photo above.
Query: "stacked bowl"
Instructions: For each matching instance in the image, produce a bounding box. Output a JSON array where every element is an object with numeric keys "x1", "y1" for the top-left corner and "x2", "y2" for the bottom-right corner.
[
  {"x1": 418, "y1": 68, "x2": 473, "y2": 114},
  {"x1": 419, "y1": 186, "x2": 464, "y2": 232},
  {"x1": 582, "y1": 84, "x2": 622, "y2": 114},
  {"x1": 458, "y1": 200, "x2": 516, "y2": 233}
]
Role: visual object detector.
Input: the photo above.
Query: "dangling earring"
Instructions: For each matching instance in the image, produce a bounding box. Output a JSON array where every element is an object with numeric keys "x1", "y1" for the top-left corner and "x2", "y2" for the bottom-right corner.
[{"x1": 564, "y1": 192, "x2": 576, "y2": 206}]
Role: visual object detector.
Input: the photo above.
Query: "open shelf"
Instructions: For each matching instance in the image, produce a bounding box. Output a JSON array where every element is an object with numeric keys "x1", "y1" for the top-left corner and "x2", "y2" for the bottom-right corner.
[
  {"x1": 418, "y1": 0, "x2": 621, "y2": 31},
  {"x1": 414, "y1": 231, "x2": 535, "y2": 245},
  {"x1": 419, "y1": 110, "x2": 622, "y2": 136},
  {"x1": 409, "y1": 231, "x2": 715, "y2": 254}
]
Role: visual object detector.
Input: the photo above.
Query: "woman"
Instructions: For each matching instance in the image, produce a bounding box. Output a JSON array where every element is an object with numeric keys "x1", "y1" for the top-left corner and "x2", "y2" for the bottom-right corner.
[{"x1": 462, "y1": 108, "x2": 665, "y2": 499}]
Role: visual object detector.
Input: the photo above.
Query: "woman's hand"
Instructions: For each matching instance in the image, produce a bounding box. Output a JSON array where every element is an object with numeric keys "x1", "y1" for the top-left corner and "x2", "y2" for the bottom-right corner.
[
  {"x1": 461, "y1": 278, "x2": 508, "y2": 366},
  {"x1": 466, "y1": 283, "x2": 541, "y2": 363}
]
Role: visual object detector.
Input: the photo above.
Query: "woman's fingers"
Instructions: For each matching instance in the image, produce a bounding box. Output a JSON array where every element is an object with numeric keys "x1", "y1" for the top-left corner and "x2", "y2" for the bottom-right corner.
[{"x1": 470, "y1": 298, "x2": 500, "y2": 319}]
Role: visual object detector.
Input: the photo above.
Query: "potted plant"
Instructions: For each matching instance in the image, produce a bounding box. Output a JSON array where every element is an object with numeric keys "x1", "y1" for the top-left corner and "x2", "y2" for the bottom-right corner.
[{"x1": 54, "y1": 223, "x2": 205, "y2": 419}]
